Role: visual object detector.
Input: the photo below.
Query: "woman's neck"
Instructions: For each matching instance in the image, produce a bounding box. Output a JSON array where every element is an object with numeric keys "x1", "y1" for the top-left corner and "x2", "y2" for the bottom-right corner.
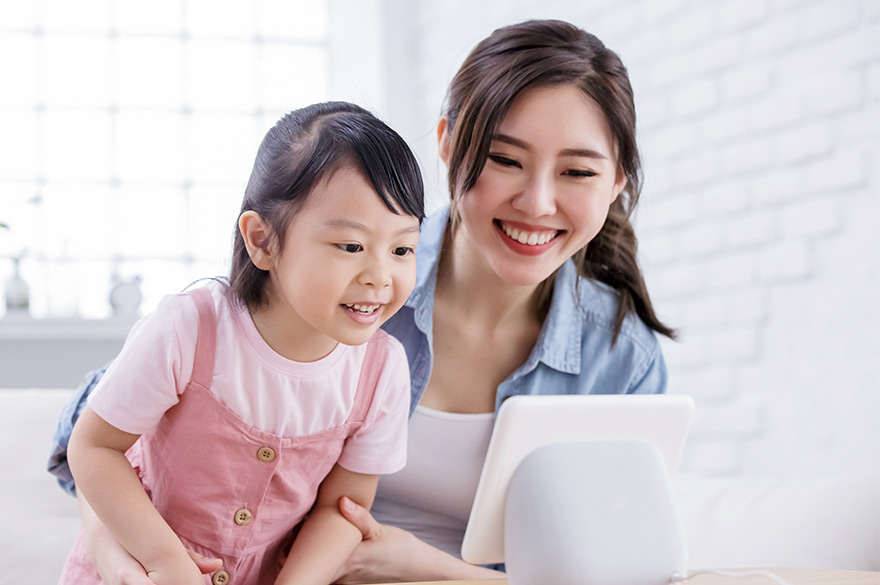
[{"x1": 436, "y1": 226, "x2": 541, "y2": 331}]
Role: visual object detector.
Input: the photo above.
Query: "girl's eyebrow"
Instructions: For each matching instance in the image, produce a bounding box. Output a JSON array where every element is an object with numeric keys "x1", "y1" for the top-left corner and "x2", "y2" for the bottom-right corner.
[
  {"x1": 492, "y1": 133, "x2": 608, "y2": 160},
  {"x1": 325, "y1": 218, "x2": 420, "y2": 235}
]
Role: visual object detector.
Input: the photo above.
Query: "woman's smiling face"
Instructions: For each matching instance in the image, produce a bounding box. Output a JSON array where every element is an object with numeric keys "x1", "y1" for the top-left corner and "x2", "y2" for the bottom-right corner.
[{"x1": 450, "y1": 83, "x2": 627, "y2": 287}]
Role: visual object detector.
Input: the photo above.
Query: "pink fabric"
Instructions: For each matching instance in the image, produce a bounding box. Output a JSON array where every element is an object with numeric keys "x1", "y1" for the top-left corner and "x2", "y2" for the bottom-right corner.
[
  {"x1": 87, "y1": 281, "x2": 409, "y2": 474},
  {"x1": 60, "y1": 287, "x2": 398, "y2": 584}
]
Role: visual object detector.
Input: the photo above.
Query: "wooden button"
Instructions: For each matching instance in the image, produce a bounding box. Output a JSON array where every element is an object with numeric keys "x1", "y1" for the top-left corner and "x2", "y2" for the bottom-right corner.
[
  {"x1": 257, "y1": 446, "x2": 276, "y2": 462},
  {"x1": 212, "y1": 570, "x2": 229, "y2": 585},
  {"x1": 234, "y1": 508, "x2": 252, "y2": 526}
]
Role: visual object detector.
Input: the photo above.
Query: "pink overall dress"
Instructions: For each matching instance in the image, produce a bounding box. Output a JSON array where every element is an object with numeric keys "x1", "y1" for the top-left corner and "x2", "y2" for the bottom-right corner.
[{"x1": 59, "y1": 287, "x2": 388, "y2": 585}]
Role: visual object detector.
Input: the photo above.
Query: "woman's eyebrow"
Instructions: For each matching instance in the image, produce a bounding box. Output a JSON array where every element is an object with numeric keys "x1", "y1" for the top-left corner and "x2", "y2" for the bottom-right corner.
[{"x1": 492, "y1": 133, "x2": 608, "y2": 160}]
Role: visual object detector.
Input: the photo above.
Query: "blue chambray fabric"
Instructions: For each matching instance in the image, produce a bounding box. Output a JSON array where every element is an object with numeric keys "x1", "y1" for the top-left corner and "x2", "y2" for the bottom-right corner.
[
  {"x1": 47, "y1": 364, "x2": 110, "y2": 495},
  {"x1": 382, "y1": 205, "x2": 668, "y2": 421}
]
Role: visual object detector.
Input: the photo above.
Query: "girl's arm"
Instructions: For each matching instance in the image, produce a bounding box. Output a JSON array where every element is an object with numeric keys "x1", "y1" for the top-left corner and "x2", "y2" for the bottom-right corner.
[
  {"x1": 68, "y1": 406, "x2": 203, "y2": 585},
  {"x1": 275, "y1": 464, "x2": 378, "y2": 585},
  {"x1": 333, "y1": 498, "x2": 506, "y2": 583},
  {"x1": 75, "y1": 490, "x2": 222, "y2": 585}
]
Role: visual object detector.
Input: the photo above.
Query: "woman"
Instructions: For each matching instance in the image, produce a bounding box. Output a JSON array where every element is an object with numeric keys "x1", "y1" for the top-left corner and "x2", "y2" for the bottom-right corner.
[{"x1": 50, "y1": 19, "x2": 674, "y2": 584}]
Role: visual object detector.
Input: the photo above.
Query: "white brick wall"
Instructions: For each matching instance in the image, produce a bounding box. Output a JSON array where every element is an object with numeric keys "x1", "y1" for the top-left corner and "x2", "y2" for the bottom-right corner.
[{"x1": 392, "y1": 0, "x2": 880, "y2": 478}]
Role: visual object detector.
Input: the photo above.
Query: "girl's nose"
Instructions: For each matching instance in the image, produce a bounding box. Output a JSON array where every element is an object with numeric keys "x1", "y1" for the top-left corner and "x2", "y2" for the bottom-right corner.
[
  {"x1": 360, "y1": 255, "x2": 392, "y2": 288},
  {"x1": 512, "y1": 172, "x2": 557, "y2": 217}
]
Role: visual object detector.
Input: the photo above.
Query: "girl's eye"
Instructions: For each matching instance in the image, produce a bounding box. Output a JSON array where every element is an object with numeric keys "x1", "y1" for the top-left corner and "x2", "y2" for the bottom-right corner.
[
  {"x1": 488, "y1": 154, "x2": 521, "y2": 168},
  {"x1": 337, "y1": 243, "x2": 363, "y2": 253},
  {"x1": 565, "y1": 169, "x2": 597, "y2": 178},
  {"x1": 393, "y1": 246, "x2": 414, "y2": 257}
]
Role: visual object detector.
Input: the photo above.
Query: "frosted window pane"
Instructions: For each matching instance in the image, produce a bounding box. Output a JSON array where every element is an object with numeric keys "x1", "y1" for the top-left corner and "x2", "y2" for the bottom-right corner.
[
  {"x1": 134, "y1": 259, "x2": 191, "y2": 312},
  {"x1": 115, "y1": 111, "x2": 187, "y2": 183},
  {"x1": 260, "y1": 45, "x2": 329, "y2": 110},
  {"x1": 114, "y1": 0, "x2": 183, "y2": 35},
  {"x1": 258, "y1": 0, "x2": 328, "y2": 40},
  {"x1": 189, "y1": 112, "x2": 260, "y2": 184},
  {"x1": 0, "y1": 1, "x2": 37, "y2": 29},
  {"x1": 0, "y1": 182, "x2": 38, "y2": 258},
  {"x1": 0, "y1": 110, "x2": 38, "y2": 180},
  {"x1": 185, "y1": 0, "x2": 255, "y2": 39},
  {"x1": 0, "y1": 34, "x2": 37, "y2": 107},
  {"x1": 76, "y1": 259, "x2": 113, "y2": 318},
  {"x1": 188, "y1": 184, "x2": 242, "y2": 263},
  {"x1": 41, "y1": 183, "x2": 115, "y2": 258},
  {"x1": 115, "y1": 37, "x2": 185, "y2": 108},
  {"x1": 187, "y1": 39, "x2": 257, "y2": 110},
  {"x1": 40, "y1": 36, "x2": 113, "y2": 108},
  {"x1": 116, "y1": 185, "x2": 187, "y2": 258},
  {"x1": 38, "y1": 0, "x2": 111, "y2": 33},
  {"x1": 41, "y1": 109, "x2": 112, "y2": 181}
]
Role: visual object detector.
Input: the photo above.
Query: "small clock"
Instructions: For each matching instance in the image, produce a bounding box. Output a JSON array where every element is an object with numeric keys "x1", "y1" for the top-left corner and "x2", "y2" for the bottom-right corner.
[{"x1": 110, "y1": 275, "x2": 142, "y2": 319}]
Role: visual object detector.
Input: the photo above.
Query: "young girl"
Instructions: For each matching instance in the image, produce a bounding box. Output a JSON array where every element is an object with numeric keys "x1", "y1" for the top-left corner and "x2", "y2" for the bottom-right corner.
[{"x1": 59, "y1": 101, "x2": 425, "y2": 585}]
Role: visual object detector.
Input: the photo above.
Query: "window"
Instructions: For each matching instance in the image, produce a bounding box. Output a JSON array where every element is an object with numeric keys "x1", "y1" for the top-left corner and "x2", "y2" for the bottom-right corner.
[{"x1": 0, "y1": 0, "x2": 331, "y2": 318}]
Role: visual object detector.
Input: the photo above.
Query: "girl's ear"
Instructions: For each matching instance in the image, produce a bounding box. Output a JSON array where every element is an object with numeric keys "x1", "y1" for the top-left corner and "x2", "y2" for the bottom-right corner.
[
  {"x1": 239, "y1": 211, "x2": 275, "y2": 271},
  {"x1": 437, "y1": 117, "x2": 451, "y2": 166}
]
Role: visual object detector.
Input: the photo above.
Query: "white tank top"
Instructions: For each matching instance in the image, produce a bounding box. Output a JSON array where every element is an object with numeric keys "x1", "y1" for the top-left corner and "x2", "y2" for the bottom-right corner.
[{"x1": 370, "y1": 405, "x2": 496, "y2": 558}]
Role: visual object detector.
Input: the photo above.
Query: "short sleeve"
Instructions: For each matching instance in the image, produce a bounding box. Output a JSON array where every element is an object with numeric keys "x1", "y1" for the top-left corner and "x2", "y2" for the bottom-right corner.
[
  {"x1": 87, "y1": 293, "x2": 199, "y2": 435},
  {"x1": 337, "y1": 335, "x2": 410, "y2": 475},
  {"x1": 626, "y1": 343, "x2": 668, "y2": 395}
]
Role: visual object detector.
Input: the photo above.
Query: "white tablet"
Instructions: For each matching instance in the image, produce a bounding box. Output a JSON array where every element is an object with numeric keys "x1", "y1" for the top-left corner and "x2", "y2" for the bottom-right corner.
[{"x1": 460, "y1": 393, "x2": 695, "y2": 565}]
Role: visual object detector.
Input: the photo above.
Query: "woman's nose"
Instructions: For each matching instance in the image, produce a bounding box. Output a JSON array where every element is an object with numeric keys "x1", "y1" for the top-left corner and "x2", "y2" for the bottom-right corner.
[{"x1": 512, "y1": 172, "x2": 557, "y2": 217}]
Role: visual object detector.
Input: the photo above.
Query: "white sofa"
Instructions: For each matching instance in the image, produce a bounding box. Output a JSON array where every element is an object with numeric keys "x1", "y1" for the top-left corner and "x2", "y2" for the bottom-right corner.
[{"x1": 2, "y1": 389, "x2": 878, "y2": 584}]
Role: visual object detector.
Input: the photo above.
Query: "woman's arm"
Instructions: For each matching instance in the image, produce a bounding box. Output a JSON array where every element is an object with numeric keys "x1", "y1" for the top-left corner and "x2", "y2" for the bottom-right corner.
[
  {"x1": 68, "y1": 407, "x2": 203, "y2": 585},
  {"x1": 275, "y1": 464, "x2": 378, "y2": 585},
  {"x1": 333, "y1": 498, "x2": 505, "y2": 583}
]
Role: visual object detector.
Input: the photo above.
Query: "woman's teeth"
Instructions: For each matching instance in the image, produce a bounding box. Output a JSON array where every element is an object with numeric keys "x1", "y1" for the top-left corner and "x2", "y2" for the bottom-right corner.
[
  {"x1": 501, "y1": 224, "x2": 558, "y2": 245},
  {"x1": 346, "y1": 303, "x2": 380, "y2": 314}
]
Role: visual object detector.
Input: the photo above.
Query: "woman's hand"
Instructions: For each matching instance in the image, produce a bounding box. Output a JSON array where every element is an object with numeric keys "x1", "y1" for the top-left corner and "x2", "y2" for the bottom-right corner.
[{"x1": 332, "y1": 497, "x2": 505, "y2": 583}]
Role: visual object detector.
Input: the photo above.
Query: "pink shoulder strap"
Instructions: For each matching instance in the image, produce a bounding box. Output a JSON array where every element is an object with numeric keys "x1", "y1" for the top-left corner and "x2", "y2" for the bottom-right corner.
[
  {"x1": 188, "y1": 287, "x2": 217, "y2": 390},
  {"x1": 347, "y1": 333, "x2": 390, "y2": 424}
]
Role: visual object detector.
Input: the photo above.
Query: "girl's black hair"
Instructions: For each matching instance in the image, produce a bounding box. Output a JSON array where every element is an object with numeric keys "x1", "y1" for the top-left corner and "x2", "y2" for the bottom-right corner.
[{"x1": 230, "y1": 101, "x2": 425, "y2": 308}]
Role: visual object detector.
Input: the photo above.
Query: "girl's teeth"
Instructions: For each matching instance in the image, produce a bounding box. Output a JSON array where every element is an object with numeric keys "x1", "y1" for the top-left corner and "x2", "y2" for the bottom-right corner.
[
  {"x1": 503, "y1": 224, "x2": 556, "y2": 246},
  {"x1": 349, "y1": 303, "x2": 379, "y2": 314}
]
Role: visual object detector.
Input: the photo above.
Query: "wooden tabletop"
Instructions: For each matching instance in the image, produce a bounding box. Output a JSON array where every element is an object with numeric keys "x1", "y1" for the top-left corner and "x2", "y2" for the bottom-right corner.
[{"x1": 372, "y1": 567, "x2": 879, "y2": 585}]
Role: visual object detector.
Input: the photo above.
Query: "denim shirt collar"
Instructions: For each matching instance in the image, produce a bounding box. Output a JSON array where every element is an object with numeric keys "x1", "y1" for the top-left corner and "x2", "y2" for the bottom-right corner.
[{"x1": 407, "y1": 205, "x2": 587, "y2": 378}]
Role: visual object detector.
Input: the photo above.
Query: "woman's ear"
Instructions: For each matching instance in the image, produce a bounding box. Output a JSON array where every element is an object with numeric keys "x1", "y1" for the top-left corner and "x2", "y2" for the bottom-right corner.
[
  {"x1": 437, "y1": 117, "x2": 451, "y2": 166},
  {"x1": 238, "y1": 211, "x2": 275, "y2": 271},
  {"x1": 612, "y1": 167, "x2": 628, "y2": 203}
]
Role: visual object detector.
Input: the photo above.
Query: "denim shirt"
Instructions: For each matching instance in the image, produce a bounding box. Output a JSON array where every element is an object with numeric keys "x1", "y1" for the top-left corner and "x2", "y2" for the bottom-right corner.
[
  {"x1": 48, "y1": 205, "x2": 668, "y2": 495},
  {"x1": 382, "y1": 205, "x2": 668, "y2": 418}
]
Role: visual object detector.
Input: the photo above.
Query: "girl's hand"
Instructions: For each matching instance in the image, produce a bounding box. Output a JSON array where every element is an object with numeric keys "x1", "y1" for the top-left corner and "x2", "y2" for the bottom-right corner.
[
  {"x1": 145, "y1": 554, "x2": 211, "y2": 585},
  {"x1": 84, "y1": 517, "x2": 221, "y2": 585},
  {"x1": 332, "y1": 497, "x2": 505, "y2": 583}
]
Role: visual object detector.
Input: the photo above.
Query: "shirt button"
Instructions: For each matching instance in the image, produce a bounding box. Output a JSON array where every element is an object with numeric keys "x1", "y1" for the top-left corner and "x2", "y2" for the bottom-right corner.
[
  {"x1": 212, "y1": 570, "x2": 229, "y2": 585},
  {"x1": 234, "y1": 508, "x2": 252, "y2": 526},
  {"x1": 257, "y1": 446, "x2": 276, "y2": 462}
]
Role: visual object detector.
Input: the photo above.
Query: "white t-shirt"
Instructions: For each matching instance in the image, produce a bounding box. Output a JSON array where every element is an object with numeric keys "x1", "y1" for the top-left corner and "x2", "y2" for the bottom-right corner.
[
  {"x1": 370, "y1": 405, "x2": 496, "y2": 557},
  {"x1": 89, "y1": 281, "x2": 409, "y2": 475}
]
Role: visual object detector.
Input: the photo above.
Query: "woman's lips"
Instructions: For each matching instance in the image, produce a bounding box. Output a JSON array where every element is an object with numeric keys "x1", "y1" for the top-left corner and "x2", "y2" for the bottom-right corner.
[{"x1": 495, "y1": 220, "x2": 562, "y2": 255}]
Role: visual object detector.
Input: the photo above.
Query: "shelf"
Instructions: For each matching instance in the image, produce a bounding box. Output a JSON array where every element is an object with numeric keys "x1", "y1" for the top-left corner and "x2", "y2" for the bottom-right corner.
[{"x1": 0, "y1": 316, "x2": 137, "y2": 341}]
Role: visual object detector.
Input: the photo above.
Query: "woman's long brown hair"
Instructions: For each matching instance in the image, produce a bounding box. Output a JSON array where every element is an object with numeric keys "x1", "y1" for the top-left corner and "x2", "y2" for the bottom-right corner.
[{"x1": 442, "y1": 19, "x2": 675, "y2": 342}]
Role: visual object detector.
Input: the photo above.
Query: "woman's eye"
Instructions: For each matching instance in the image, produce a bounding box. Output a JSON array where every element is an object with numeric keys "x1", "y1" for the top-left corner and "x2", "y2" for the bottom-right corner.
[
  {"x1": 488, "y1": 154, "x2": 521, "y2": 168},
  {"x1": 337, "y1": 243, "x2": 363, "y2": 253},
  {"x1": 393, "y1": 246, "x2": 414, "y2": 257},
  {"x1": 565, "y1": 169, "x2": 597, "y2": 178}
]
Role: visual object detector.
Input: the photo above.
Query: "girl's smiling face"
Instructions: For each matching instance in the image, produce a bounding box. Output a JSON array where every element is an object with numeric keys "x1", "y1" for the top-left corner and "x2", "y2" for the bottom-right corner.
[
  {"x1": 449, "y1": 83, "x2": 627, "y2": 287},
  {"x1": 243, "y1": 165, "x2": 420, "y2": 360}
]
